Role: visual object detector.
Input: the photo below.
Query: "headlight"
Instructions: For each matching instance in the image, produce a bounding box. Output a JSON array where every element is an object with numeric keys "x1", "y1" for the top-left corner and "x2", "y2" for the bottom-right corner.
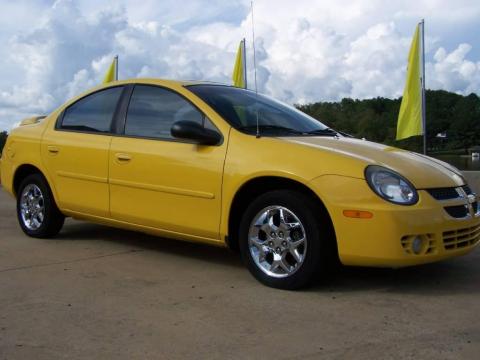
[{"x1": 365, "y1": 165, "x2": 418, "y2": 205}]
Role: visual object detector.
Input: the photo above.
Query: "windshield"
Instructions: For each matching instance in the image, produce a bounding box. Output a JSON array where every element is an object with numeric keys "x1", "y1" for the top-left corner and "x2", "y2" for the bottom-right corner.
[{"x1": 186, "y1": 84, "x2": 334, "y2": 136}]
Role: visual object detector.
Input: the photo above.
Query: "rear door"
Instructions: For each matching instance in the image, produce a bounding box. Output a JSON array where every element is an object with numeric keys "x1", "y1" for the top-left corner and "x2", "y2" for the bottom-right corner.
[
  {"x1": 42, "y1": 86, "x2": 124, "y2": 217},
  {"x1": 108, "y1": 84, "x2": 227, "y2": 239}
]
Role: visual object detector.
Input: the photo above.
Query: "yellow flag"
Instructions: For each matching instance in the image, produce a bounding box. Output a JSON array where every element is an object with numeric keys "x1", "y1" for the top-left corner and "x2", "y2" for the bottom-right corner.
[
  {"x1": 396, "y1": 24, "x2": 423, "y2": 140},
  {"x1": 102, "y1": 56, "x2": 118, "y2": 84},
  {"x1": 232, "y1": 39, "x2": 247, "y2": 88}
]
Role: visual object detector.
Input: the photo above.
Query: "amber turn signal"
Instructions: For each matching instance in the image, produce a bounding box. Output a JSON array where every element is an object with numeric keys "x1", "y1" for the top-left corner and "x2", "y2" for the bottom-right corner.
[{"x1": 343, "y1": 210, "x2": 373, "y2": 219}]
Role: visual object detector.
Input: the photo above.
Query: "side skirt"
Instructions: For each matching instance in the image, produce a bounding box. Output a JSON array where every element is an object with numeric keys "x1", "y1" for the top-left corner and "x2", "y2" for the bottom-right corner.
[{"x1": 61, "y1": 209, "x2": 227, "y2": 247}]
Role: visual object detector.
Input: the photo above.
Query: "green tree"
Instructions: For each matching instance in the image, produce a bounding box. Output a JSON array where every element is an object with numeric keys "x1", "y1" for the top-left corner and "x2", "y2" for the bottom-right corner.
[
  {"x1": 0, "y1": 131, "x2": 7, "y2": 156},
  {"x1": 296, "y1": 90, "x2": 480, "y2": 154}
]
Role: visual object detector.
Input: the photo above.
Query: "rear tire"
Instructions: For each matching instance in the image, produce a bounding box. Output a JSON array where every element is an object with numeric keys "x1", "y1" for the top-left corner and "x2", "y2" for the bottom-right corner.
[
  {"x1": 17, "y1": 173, "x2": 65, "y2": 238},
  {"x1": 239, "y1": 190, "x2": 334, "y2": 290}
]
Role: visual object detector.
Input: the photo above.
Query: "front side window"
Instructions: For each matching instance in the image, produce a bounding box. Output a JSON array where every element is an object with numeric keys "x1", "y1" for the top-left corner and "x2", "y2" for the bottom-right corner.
[
  {"x1": 125, "y1": 85, "x2": 212, "y2": 139},
  {"x1": 60, "y1": 87, "x2": 123, "y2": 133}
]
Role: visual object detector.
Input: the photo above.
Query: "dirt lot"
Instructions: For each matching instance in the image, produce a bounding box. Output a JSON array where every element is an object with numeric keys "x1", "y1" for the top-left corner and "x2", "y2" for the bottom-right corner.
[{"x1": 0, "y1": 189, "x2": 479, "y2": 359}]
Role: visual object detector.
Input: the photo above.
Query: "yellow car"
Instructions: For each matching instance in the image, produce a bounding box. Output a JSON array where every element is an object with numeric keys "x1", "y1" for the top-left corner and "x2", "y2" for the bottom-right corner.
[{"x1": 1, "y1": 79, "x2": 479, "y2": 289}]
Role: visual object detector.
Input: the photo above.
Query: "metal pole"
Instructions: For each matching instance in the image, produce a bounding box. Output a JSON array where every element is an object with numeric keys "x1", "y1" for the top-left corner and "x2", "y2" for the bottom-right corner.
[
  {"x1": 242, "y1": 38, "x2": 247, "y2": 89},
  {"x1": 250, "y1": 4, "x2": 258, "y2": 94},
  {"x1": 250, "y1": 1, "x2": 260, "y2": 138},
  {"x1": 115, "y1": 55, "x2": 119, "y2": 81},
  {"x1": 420, "y1": 20, "x2": 427, "y2": 155}
]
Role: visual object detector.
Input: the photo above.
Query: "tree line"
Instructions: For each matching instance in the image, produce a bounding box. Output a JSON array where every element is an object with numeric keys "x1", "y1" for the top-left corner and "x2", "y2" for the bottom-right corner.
[
  {"x1": 0, "y1": 90, "x2": 478, "y2": 155},
  {"x1": 0, "y1": 131, "x2": 7, "y2": 156},
  {"x1": 296, "y1": 90, "x2": 480, "y2": 154}
]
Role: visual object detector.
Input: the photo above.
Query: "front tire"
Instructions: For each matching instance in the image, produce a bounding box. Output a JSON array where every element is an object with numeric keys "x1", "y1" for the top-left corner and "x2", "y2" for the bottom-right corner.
[
  {"x1": 17, "y1": 173, "x2": 65, "y2": 238},
  {"x1": 239, "y1": 190, "x2": 333, "y2": 290}
]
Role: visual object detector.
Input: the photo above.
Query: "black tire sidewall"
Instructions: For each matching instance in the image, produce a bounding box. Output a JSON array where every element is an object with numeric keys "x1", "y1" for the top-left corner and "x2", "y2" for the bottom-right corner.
[
  {"x1": 16, "y1": 173, "x2": 64, "y2": 238},
  {"x1": 239, "y1": 190, "x2": 325, "y2": 290}
]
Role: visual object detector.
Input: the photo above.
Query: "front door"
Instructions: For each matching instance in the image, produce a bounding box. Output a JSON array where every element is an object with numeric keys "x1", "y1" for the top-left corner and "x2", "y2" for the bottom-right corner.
[{"x1": 109, "y1": 85, "x2": 227, "y2": 239}]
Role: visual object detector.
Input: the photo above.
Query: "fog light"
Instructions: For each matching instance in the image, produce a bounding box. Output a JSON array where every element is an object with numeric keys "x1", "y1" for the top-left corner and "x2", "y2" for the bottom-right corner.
[
  {"x1": 401, "y1": 234, "x2": 435, "y2": 256},
  {"x1": 412, "y1": 236, "x2": 424, "y2": 254}
]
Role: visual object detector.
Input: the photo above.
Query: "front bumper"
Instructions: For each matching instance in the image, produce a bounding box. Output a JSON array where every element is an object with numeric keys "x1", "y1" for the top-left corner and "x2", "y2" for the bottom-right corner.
[{"x1": 309, "y1": 175, "x2": 480, "y2": 267}]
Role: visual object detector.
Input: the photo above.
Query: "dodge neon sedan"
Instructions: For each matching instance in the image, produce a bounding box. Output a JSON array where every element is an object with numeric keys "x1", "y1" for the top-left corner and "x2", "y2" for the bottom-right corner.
[{"x1": 1, "y1": 79, "x2": 479, "y2": 289}]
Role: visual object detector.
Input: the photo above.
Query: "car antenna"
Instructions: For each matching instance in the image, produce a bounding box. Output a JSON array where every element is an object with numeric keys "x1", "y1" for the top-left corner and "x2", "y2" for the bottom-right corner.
[{"x1": 250, "y1": 0, "x2": 260, "y2": 138}]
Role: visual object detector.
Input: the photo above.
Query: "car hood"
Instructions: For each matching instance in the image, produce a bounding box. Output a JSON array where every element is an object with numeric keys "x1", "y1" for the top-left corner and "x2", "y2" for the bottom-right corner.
[{"x1": 285, "y1": 136, "x2": 465, "y2": 189}]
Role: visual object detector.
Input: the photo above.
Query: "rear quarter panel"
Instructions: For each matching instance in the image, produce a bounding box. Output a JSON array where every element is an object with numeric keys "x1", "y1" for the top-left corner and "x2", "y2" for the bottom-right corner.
[{"x1": 1, "y1": 112, "x2": 59, "y2": 198}]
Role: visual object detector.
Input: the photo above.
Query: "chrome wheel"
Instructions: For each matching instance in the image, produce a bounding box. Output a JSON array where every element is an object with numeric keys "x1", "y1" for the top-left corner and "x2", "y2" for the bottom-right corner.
[
  {"x1": 248, "y1": 206, "x2": 307, "y2": 278},
  {"x1": 20, "y1": 184, "x2": 45, "y2": 231}
]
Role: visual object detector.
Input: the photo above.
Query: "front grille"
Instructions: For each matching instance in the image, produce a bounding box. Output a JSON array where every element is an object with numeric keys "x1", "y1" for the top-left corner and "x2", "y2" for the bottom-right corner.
[
  {"x1": 444, "y1": 205, "x2": 469, "y2": 218},
  {"x1": 426, "y1": 185, "x2": 478, "y2": 218},
  {"x1": 463, "y1": 185, "x2": 473, "y2": 195},
  {"x1": 443, "y1": 224, "x2": 480, "y2": 250},
  {"x1": 427, "y1": 187, "x2": 459, "y2": 200}
]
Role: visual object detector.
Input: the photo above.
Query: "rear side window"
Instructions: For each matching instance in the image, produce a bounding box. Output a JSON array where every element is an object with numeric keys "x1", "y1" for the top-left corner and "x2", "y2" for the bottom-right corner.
[
  {"x1": 60, "y1": 87, "x2": 123, "y2": 133},
  {"x1": 124, "y1": 85, "x2": 207, "y2": 139}
]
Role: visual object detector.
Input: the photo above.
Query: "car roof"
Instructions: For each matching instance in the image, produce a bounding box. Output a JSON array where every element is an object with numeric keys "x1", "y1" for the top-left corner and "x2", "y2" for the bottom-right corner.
[
  {"x1": 101, "y1": 78, "x2": 231, "y2": 88},
  {"x1": 57, "y1": 78, "x2": 236, "y2": 113}
]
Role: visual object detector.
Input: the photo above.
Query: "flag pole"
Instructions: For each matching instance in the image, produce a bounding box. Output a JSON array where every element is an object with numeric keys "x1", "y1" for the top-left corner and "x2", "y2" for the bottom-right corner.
[
  {"x1": 420, "y1": 20, "x2": 427, "y2": 155},
  {"x1": 250, "y1": 1, "x2": 260, "y2": 138},
  {"x1": 242, "y1": 38, "x2": 247, "y2": 89},
  {"x1": 115, "y1": 55, "x2": 119, "y2": 81}
]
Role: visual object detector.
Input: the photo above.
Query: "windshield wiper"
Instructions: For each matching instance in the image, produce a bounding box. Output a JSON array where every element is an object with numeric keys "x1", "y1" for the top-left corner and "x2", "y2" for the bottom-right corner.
[
  {"x1": 305, "y1": 128, "x2": 339, "y2": 136},
  {"x1": 337, "y1": 130, "x2": 354, "y2": 138},
  {"x1": 237, "y1": 125, "x2": 304, "y2": 135}
]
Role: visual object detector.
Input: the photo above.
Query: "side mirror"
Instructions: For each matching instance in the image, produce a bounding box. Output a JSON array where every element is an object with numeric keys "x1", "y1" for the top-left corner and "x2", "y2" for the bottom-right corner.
[{"x1": 171, "y1": 120, "x2": 221, "y2": 145}]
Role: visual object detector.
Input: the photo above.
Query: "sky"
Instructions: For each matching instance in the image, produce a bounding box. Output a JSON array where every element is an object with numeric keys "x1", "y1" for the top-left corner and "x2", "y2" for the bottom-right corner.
[{"x1": 0, "y1": 0, "x2": 479, "y2": 130}]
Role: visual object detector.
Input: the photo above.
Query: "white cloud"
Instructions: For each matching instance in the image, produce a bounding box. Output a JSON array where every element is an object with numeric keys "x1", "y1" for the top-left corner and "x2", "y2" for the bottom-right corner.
[
  {"x1": 0, "y1": 0, "x2": 479, "y2": 130},
  {"x1": 428, "y1": 44, "x2": 480, "y2": 94}
]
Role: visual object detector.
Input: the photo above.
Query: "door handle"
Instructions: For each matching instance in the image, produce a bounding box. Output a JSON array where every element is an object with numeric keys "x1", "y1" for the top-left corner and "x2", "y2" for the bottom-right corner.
[
  {"x1": 47, "y1": 146, "x2": 59, "y2": 154},
  {"x1": 115, "y1": 153, "x2": 132, "y2": 162}
]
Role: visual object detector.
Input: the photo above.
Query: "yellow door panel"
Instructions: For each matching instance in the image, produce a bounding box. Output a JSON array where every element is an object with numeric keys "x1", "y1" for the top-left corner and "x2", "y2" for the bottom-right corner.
[
  {"x1": 41, "y1": 130, "x2": 112, "y2": 217},
  {"x1": 109, "y1": 137, "x2": 226, "y2": 239}
]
